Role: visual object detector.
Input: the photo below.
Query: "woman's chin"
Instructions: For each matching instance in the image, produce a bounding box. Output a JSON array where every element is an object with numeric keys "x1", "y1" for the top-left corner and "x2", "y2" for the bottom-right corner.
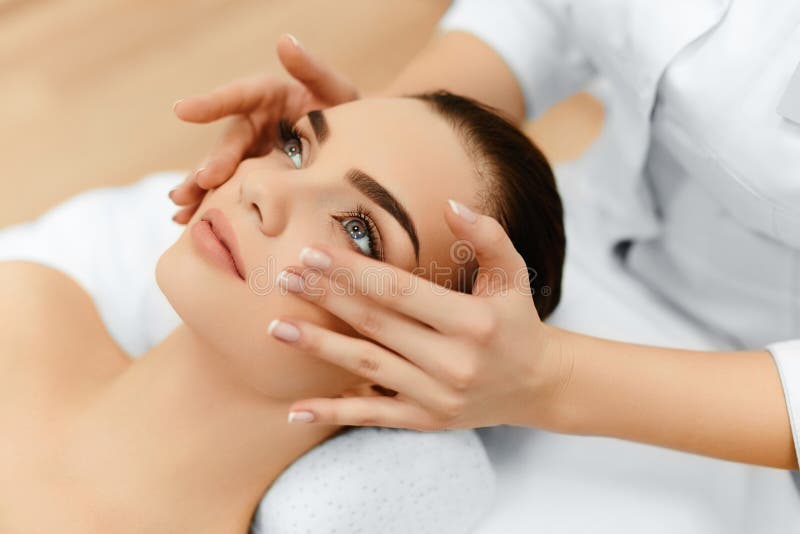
[{"x1": 157, "y1": 240, "x2": 219, "y2": 319}]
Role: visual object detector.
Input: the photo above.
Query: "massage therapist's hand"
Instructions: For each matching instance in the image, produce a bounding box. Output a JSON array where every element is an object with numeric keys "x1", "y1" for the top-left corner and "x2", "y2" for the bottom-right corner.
[
  {"x1": 169, "y1": 34, "x2": 359, "y2": 223},
  {"x1": 270, "y1": 201, "x2": 571, "y2": 431}
]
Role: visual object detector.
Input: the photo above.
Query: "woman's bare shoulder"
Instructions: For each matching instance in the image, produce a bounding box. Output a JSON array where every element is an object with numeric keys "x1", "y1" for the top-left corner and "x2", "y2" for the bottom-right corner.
[
  {"x1": 0, "y1": 261, "x2": 127, "y2": 382},
  {"x1": 0, "y1": 261, "x2": 99, "y2": 347}
]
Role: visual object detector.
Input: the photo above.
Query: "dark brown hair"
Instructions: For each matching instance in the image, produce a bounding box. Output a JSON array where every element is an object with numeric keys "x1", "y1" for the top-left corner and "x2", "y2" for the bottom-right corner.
[{"x1": 411, "y1": 91, "x2": 565, "y2": 320}]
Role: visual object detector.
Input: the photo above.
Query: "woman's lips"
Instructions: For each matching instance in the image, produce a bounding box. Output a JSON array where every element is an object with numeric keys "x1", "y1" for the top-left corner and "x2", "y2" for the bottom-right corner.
[{"x1": 190, "y1": 209, "x2": 246, "y2": 281}]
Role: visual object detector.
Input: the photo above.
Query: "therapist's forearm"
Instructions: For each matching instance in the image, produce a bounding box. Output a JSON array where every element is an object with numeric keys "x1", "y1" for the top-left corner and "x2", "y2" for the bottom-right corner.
[
  {"x1": 546, "y1": 328, "x2": 798, "y2": 470},
  {"x1": 376, "y1": 31, "x2": 526, "y2": 125}
]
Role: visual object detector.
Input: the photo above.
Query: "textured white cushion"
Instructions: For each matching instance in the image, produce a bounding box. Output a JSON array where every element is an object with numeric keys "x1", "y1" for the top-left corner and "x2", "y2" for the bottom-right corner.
[
  {"x1": 0, "y1": 171, "x2": 495, "y2": 534},
  {"x1": 251, "y1": 426, "x2": 494, "y2": 534}
]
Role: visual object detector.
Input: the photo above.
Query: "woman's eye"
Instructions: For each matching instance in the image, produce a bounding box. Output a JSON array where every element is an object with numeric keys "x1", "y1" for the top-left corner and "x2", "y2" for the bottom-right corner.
[
  {"x1": 341, "y1": 217, "x2": 373, "y2": 256},
  {"x1": 283, "y1": 139, "x2": 303, "y2": 169}
]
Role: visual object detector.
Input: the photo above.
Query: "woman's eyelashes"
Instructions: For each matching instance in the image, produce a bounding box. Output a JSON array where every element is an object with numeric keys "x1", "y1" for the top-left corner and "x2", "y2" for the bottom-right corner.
[
  {"x1": 333, "y1": 207, "x2": 384, "y2": 261},
  {"x1": 277, "y1": 119, "x2": 304, "y2": 169}
]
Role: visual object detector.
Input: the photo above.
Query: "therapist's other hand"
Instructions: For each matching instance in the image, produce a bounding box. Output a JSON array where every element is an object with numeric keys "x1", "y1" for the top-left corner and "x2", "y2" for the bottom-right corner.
[
  {"x1": 271, "y1": 201, "x2": 570, "y2": 431},
  {"x1": 169, "y1": 34, "x2": 359, "y2": 223}
]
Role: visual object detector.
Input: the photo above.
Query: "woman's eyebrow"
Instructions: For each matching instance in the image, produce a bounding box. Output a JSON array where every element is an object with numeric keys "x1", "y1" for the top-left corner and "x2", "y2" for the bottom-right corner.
[
  {"x1": 345, "y1": 168, "x2": 420, "y2": 262},
  {"x1": 307, "y1": 110, "x2": 329, "y2": 144}
]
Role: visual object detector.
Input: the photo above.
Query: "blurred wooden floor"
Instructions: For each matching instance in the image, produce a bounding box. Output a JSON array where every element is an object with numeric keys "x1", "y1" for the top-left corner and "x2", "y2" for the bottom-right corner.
[{"x1": 0, "y1": 0, "x2": 602, "y2": 229}]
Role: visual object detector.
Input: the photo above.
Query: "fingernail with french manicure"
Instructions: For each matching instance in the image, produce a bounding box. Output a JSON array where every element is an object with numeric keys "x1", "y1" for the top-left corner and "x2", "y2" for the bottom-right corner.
[
  {"x1": 288, "y1": 411, "x2": 315, "y2": 423},
  {"x1": 299, "y1": 247, "x2": 331, "y2": 269},
  {"x1": 286, "y1": 33, "x2": 303, "y2": 49},
  {"x1": 172, "y1": 99, "x2": 183, "y2": 112},
  {"x1": 268, "y1": 319, "x2": 301, "y2": 342},
  {"x1": 448, "y1": 199, "x2": 477, "y2": 223},
  {"x1": 276, "y1": 270, "x2": 304, "y2": 293}
]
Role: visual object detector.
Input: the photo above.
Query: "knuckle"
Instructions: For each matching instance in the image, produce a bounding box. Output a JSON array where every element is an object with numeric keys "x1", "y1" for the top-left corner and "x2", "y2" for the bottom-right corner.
[
  {"x1": 256, "y1": 72, "x2": 277, "y2": 88},
  {"x1": 468, "y1": 312, "x2": 498, "y2": 344},
  {"x1": 216, "y1": 148, "x2": 241, "y2": 167},
  {"x1": 416, "y1": 418, "x2": 447, "y2": 432},
  {"x1": 353, "y1": 343, "x2": 381, "y2": 377},
  {"x1": 385, "y1": 271, "x2": 400, "y2": 297},
  {"x1": 354, "y1": 307, "x2": 383, "y2": 336},
  {"x1": 484, "y1": 221, "x2": 508, "y2": 248},
  {"x1": 437, "y1": 395, "x2": 465, "y2": 421},
  {"x1": 324, "y1": 404, "x2": 340, "y2": 424},
  {"x1": 299, "y1": 328, "x2": 323, "y2": 353},
  {"x1": 352, "y1": 414, "x2": 378, "y2": 427},
  {"x1": 349, "y1": 400, "x2": 378, "y2": 426},
  {"x1": 306, "y1": 281, "x2": 328, "y2": 305},
  {"x1": 447, "y1": 362, "x2": 477, "y2": 391},
  {"x1": 511, "y1": 250, "x2": 526, "y2": 269}
]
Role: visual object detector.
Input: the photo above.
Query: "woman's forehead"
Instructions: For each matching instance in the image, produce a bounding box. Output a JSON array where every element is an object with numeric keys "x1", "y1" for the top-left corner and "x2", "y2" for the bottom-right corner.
[{"x1": 314, "y1": 98, "x2": 476, "y2": 195}]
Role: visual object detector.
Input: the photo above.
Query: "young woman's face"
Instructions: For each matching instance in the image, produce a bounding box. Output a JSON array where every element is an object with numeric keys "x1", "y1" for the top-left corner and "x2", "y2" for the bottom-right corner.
[{"x1": 157, "y1": 97, "x2": 479, "y2": 399}]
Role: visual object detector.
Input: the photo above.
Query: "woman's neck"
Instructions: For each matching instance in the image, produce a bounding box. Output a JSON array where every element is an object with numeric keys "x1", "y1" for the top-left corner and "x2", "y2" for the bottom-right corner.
[{"x1": 65, "y1": 324, "x2": 337, "y2": 533}]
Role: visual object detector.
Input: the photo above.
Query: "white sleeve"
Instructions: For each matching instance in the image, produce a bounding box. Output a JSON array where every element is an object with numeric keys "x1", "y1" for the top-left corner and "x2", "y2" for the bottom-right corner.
[
  {"x1": 767, "y1": 339, "x2": 800, "y2": 467},
  {"x1": 439, "y1": 0, "x2": 594, "y2": 118}
]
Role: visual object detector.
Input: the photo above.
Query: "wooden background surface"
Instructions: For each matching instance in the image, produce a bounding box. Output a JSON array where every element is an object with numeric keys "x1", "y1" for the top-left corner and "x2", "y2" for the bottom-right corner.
[{"x1": 0, "y1": 0, "x2": 601, "y2": 229}]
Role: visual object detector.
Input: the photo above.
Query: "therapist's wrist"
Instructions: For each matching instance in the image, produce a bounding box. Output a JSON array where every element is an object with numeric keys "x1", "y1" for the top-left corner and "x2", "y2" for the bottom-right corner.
[{"x1": 515, "y1": 324, "x2": 579, "y2": 433}]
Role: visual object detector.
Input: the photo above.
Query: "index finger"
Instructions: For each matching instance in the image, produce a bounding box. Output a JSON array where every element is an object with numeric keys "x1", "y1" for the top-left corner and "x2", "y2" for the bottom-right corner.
[
  {"x1": 297, "y1": 244, "x2": 477, "y2": 335},
  {"x1": 174, "y1": 74, "x2": 283, "y2": 123}
]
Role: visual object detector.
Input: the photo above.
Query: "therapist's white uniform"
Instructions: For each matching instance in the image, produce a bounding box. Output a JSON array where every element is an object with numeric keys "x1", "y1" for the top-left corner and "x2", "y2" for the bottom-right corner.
[{"x1": 442, "y1": 0, "x2": 800, "y2": 466}]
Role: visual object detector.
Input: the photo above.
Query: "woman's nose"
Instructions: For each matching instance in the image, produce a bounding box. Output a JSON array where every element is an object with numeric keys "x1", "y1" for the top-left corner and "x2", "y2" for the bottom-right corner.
[{"x1": 240, "y1": 168, "x2": 290, "y2": 237}]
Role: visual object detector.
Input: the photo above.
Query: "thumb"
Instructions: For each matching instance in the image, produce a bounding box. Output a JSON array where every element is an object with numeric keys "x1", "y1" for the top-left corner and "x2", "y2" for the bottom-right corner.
[
  {"x1": 443, "y1": 199, "x2": 528, "y2": 292},
  {"x1": 276, "y1": 34, "x2": 359, "y2": 105}
]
